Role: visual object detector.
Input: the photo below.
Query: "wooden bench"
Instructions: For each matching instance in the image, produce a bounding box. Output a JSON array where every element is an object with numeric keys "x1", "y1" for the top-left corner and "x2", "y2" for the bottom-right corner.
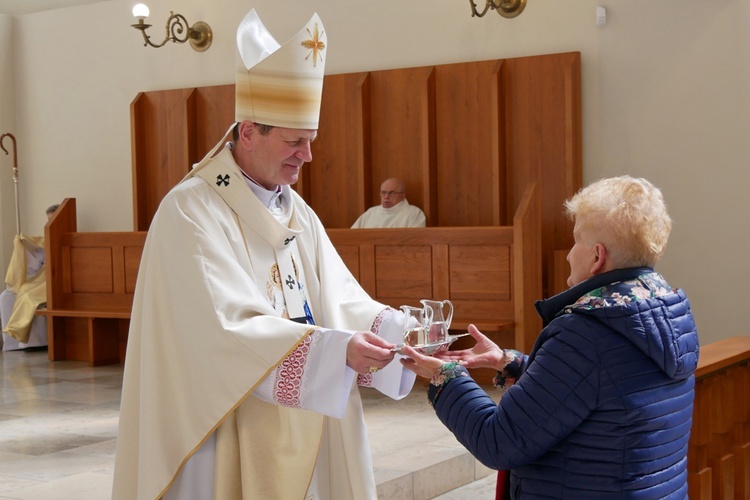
[
  {"x1": 38, "y1": 199, "x2": 146, "y2": 366},
  {"x1": 42, "y1": 185, "x2": 539, "y2": 367},
  {"x1": 328, "y1": 184, "x2": 542, "y2": 373},
  {"x1": 688, "y1": 336, "x2": 750, "y2": 499}
]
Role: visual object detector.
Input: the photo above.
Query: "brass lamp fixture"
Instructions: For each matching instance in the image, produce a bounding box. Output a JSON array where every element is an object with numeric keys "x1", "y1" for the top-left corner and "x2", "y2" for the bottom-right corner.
[
  {"x1": 131, "y1": 3, "x2": 212, "y2": 52},
  {"x1": 470, "y1": 0, "x2": 527, "y2": 18}
]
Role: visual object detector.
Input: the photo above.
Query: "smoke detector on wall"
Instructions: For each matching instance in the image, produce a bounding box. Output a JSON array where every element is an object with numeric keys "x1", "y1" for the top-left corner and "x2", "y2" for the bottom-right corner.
[{"x1": 596, "y1": 6, "x2": 607, "y2": 27}]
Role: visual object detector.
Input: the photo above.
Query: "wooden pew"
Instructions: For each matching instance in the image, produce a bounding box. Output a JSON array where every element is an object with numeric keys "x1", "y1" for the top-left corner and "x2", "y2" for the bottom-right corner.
[
  {"x1": 37, "y1": 199, "x2": 146, "y2": 366},
  {"x1": 688, "y1": 336, "x2": 750, "y2": 499},
  {"x1": 40, "y1": 185, "x2": 539, "y2": 367},
  {"x1": 328, "y1": 183, "x2": 542, "y2": 368}
]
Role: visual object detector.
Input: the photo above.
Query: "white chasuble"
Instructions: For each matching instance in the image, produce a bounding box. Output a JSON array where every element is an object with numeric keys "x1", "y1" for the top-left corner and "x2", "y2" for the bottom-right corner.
[
  {"x1": 351, "y1": 199, "x2": 426, "y2": 229},
  {"x1": 113, "y1": 144, "x2": 415, "y2": 500}
]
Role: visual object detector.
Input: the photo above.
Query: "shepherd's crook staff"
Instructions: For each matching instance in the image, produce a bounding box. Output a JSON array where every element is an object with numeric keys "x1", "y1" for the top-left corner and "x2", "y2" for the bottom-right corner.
[{"x1": 0, "y1": 132, "x2": 21, "y2": 235}]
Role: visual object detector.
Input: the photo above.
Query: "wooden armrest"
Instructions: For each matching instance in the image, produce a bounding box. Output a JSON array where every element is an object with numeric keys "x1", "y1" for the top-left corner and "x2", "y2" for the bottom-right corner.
[{"x1": 695, "y1": 336, "x2": 750, "y2": 378}]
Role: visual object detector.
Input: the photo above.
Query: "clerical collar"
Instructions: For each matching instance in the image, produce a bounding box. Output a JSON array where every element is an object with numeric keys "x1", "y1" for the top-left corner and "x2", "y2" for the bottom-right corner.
[
  {"x1": 238, "y1": 168, "x2": 285, "y2": 211},
  {"x1": 380, "y1": 199, "x2": 407, "y2": 212}
]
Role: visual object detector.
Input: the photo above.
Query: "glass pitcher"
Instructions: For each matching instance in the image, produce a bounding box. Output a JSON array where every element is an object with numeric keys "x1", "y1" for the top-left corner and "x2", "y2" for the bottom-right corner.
[
  {"x1": 400, "y1": 305, "x2": 433, "y2": 347},
  {"x1": 420, "y1": 299, "x2": 454, "y2": 344}
]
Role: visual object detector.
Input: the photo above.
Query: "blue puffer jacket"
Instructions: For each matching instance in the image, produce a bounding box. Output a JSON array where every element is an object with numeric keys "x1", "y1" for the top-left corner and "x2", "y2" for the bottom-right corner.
[{"x1": 432, "y1": 267, "x2": 700, "y2": 499}]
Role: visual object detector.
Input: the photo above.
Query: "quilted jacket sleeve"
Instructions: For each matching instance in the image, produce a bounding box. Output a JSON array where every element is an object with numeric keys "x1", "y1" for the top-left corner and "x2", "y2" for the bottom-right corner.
[{"x1": 433, "y1": 321, "x2": 600, "y2": 470}]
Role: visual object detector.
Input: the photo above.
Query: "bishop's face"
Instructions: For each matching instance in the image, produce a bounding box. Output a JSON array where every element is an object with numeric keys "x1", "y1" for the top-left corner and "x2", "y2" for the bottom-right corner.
[{"x1": 243, "y1": 125, "x2": 317, "y2": 190}]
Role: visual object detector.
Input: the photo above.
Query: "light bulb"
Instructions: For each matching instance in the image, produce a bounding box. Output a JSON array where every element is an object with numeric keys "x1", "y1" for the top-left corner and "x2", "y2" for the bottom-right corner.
[{"x1": 132, "y1": 3, "x2": 150, "y2": 20}]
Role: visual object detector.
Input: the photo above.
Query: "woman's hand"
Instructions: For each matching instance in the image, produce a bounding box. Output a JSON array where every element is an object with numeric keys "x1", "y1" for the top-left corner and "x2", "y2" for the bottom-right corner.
[
  {"x1": 399, "y1": 345, "x2": 445, "y2": 379},
  {"x1": 435, "y1": 324, "x2": 505, "y2": 370}
]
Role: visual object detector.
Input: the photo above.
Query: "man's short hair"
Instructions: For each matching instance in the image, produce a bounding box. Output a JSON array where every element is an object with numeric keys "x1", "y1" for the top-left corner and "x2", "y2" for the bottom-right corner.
[{"x1": 232, "y1": 122, "x2": 275, "y2": 142}]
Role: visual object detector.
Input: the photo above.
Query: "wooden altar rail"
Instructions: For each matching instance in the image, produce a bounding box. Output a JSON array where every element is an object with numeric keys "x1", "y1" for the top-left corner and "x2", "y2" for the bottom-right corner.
[
  {"x1": 688, "y1": 336, "x2": 750, "y2": 499},
  {"x1": 38, "y1": 198, "x2": 146, "y2": 366}
]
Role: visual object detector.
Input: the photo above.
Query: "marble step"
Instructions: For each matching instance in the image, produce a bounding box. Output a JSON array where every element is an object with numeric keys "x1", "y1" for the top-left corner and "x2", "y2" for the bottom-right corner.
[{"x1": 362, "y1": 382, "x2": 499, "y2": 499}]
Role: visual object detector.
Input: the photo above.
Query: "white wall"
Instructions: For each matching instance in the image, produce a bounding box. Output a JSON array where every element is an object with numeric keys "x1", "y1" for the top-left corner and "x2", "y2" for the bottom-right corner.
[
  {"x1": 2, "y1": 0, "x2": 748, "y2": 346},
  {"x1": 592, "y1": 1, "x2": 750, "y2": 346}
]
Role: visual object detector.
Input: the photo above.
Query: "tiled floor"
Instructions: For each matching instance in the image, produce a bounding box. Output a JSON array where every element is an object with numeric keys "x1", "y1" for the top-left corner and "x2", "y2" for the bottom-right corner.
[{"x1": 0, "y1": 349, "x2": 498, "y2": 499}]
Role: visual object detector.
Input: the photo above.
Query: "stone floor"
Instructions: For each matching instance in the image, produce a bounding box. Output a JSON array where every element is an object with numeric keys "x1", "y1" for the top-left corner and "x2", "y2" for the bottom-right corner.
[{"x1": 0, "y1": 348, "x2": 498, "y2": 499}]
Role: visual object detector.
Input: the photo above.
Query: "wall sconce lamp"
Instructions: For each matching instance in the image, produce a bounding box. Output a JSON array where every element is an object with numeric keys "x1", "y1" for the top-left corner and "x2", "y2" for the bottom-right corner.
[
  {"x1": 131, "y1": 3, "x2": 212, "y2": 52},
  {"x1": 470, "y1": 0, "x2": 527, "y2": 18}
]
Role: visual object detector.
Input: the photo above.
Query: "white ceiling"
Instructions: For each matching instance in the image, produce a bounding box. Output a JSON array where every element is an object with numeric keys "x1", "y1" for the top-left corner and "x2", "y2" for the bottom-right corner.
[{"x1": 0, "y1": 0, "x2": 108, "y2": 16}]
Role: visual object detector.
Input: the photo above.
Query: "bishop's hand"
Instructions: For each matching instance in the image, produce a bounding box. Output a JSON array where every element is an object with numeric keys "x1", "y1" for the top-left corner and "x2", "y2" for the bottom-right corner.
[{"x1": 346, "y1": 331, "x2": 396, "y2": 375}]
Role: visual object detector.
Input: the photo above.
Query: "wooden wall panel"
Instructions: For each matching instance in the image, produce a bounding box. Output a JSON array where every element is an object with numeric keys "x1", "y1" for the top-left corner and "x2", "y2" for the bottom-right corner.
[
  {"x1": 131, "y1": 89, "x2": 193, "y2": 231},
  {"x1": 333, "y1": 244, "x2": 361, "y2": 282},
  {"x1": 434, "y1": 60, "x2": 505, "y2": 226},
  {"x1": 131, "y1": 53, "x2": 581, "y2": 297},
  {"x1": 502, "y1": 52, "x2": 581, "y2": 292},
  {"x1": 549, "y1": 249, "x2": 570, "y2": 296},
  {"x1": 449, "y1": 245, "x2": 511, "y2": 301},
  {"x1": 68, "y1": 247, "x2": 113, "y2": 293},
  {"x1": 368, "y1": 67, "x2": 435, "y2": 225},
  {"x1": 374, "y1": 245, "x2": 433, "y2": 302},
  {"x1": 431, "y1": 244, "x2": 450, "y2": 300},
  {"x1": 312, "y1": 72, "x2": 371, "y2": 227},
  {"x1": 194, "y1": 84, "x2": 235, "y2": 159}
]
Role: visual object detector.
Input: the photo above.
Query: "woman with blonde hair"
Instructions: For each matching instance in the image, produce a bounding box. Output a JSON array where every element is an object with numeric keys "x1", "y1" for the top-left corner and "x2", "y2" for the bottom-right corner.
[{"x1": 402, "y1": 176, "x2": 699, "y2": 498}]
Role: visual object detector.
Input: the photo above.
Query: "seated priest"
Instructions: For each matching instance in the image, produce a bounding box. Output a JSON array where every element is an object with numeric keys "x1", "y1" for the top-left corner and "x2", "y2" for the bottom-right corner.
[{"x1": 351, "y1": 177, "x2": 426, "y2": 228}]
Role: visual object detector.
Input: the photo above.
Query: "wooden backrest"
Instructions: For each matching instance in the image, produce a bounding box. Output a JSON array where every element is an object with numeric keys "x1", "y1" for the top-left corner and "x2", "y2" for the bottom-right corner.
[
  {"x1": 45, "y1": 198, "x2": 146, "y2": 312},
  {"x1": 328, "y1": 226, "x2": 514, "y2": 325},
  {"x1": 328, "y1": 183, "x2": 542, "y2": 352}
]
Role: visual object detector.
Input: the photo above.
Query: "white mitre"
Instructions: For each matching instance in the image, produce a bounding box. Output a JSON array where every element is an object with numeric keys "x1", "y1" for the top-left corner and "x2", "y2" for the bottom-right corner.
[{"x1": 235, "y1": 9, "x2": 327, "y2": 129}]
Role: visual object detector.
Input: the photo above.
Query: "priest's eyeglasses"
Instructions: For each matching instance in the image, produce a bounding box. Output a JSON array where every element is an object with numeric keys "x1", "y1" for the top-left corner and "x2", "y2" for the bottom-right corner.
[{"x1": 380, "y1": 190, "x2": 404, "y2": 197}]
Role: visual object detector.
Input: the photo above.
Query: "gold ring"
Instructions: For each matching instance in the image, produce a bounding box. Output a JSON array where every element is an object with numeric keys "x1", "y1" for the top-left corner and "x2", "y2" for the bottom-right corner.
[{"x1": 368, "y1": 366, "x2": 379, "y2": 373}]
